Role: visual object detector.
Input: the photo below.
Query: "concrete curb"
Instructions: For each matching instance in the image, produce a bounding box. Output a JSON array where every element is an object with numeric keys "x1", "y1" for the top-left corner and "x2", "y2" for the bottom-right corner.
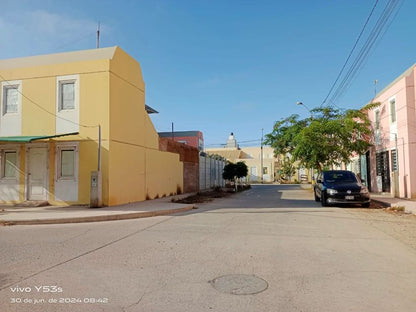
[{"x1": 0, "y1": 205, "x2": 195, "y2": 226}]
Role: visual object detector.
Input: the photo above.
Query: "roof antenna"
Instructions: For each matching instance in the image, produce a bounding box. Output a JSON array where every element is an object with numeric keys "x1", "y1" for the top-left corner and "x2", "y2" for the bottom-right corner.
[{"x1": 96, "y1": 21, "x2": 100, "y2": 49}]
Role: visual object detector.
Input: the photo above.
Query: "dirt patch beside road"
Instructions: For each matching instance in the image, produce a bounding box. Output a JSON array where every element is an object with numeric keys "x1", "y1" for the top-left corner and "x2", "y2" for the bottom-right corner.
[
  {"x1": 172, "y1": 189, "x2": 233, "y2": 204},
  {"x1": 347, "y1": 207, "x2": 416, "y2": 251}
]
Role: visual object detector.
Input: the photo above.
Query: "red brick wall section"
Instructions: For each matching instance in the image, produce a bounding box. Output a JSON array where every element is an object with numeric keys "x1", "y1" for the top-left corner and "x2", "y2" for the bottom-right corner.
[
  {"x1": 171, "y1": 136, "x2": 199, "y2": 149},
  {"x1": 183, "y1": 162, "x2": 199, "y2": 193},
  {"x1": 159, "y1": 138, "x2": 200, "y2": 192}
]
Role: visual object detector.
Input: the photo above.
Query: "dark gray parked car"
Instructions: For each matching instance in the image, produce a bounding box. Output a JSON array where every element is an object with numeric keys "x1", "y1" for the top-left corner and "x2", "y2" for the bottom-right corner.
[{"x1": 314, "y1": 170, "x2": 370, "y2": 207}]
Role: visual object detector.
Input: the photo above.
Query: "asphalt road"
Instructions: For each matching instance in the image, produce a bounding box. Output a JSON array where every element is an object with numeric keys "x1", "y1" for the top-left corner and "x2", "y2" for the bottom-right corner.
[{"x1": 1, "y1": 184, "x2": 416, "y2": 312}]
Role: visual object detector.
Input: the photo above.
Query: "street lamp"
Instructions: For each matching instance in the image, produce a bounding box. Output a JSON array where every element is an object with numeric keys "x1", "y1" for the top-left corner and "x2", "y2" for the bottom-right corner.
[
  {"x1": 261, "y1": 128, "x2": 263, "y2": 184},
  {"x1": 296, "y1": 101, "x2": 313, "y2": 117},
  {"x1": 296, "y1": 101, "x2": 314, "y2": 183}
]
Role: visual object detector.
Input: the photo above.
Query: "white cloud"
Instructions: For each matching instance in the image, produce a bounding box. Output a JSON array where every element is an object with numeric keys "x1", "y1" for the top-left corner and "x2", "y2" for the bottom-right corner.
[
  {"x1": 0, "y1": 10, "x2": 108, "y2": 59},
  {"x1": 29, "y1": 10, "x2": 97, "y2": 37}
]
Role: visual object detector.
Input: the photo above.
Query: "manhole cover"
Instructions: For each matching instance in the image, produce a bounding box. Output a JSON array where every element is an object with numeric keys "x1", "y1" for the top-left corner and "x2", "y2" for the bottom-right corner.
[{"x1": 210, "y1": 274, "x2": 268, "y2": 295}]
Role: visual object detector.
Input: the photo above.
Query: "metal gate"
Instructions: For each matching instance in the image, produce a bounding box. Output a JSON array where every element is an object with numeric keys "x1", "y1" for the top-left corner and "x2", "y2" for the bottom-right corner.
[{"x1": 376, "y1": 151, "x2": 390, "y2": 192}]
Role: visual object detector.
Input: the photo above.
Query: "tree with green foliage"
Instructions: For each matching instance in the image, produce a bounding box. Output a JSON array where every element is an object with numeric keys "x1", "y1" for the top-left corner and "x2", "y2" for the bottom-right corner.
[
  {"x1": 281, "y1": 156, "x2": 296, "y2": 181},
  {"x1": 235, "y1": 161, "x2": 248, "y2": 180},
  {"x1": 223, "y1": 161, "x2": 248, "y2": 191},
  {"x1": 222, "y1": 162, "x2": 237, "y2": 182},
  {"x1": 265, "y1": 104, "x2": 379, "y2": 172}
]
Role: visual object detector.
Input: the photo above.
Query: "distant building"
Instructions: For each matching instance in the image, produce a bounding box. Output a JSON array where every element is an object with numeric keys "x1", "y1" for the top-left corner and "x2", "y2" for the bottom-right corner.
[
  {"x1": 205, "y1": 132, "x2": 276, "y2": 182},
  {"x1": 206, "y1": 133, "x2": 313, "y2": 183},
  {"x1": 225, "y1": 132, "x2": 239, "y2": 148},
  {"x1": 158, "y1": 131, "x2": 204, "y2": 151}
]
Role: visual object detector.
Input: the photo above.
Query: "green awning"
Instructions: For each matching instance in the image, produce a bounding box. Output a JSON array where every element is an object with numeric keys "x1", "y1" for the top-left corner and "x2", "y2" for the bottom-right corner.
[{"x1": 0, "y1": 132, "x2": 79, "y2": 143}]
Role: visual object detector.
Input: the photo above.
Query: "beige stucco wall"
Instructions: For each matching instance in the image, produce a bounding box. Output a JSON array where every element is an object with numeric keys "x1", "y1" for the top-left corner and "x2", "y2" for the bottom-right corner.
[
  {"x1": 107, "y1": 47, "x2": 183, "y2": 205},
  {"x1": 146, "y1": 149, "x2": 183, "y2": 199}
]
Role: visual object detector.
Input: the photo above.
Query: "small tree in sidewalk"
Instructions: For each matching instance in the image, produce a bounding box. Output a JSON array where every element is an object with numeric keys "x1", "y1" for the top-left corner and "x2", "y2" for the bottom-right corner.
[
  {"x1": 235, "y1": 161, "x2": 248, "y2": 181},
  {"x1": 223, "y1": 162, "x2": 237, "y2": 189},
  {"x1": 223, "y1": 161, "x2": 249, "y2": 191}
]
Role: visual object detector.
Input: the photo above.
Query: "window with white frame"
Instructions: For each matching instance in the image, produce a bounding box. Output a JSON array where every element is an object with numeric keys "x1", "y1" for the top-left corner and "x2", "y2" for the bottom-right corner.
[
  {"x1": 390, "y1": 99, "x2": 396, "y2": 123},
  {"x1": 56, "y1": 75, "x2": 79, "y2": 134},
  {"x1": 1, "y1": 81, "x2": 22, "y2": 136},
  {"x1": 375, "y1": 109, "x2": 380, "y2": 130},
  {"x1": 56, "y1": 145, "x2": 78, "y2": 180},
  {"x1": 391, "y1": 149, "x2": 398, "y2": 172},
  {"x1": 1, "y1": 149, "x2": 18, "y2": 179},
  {"x1": 58, "y1": 80, "x2": 76, "y2": 111},
  {"x1": 3, "y1": 85, "x2": 19, "y2": 114}
]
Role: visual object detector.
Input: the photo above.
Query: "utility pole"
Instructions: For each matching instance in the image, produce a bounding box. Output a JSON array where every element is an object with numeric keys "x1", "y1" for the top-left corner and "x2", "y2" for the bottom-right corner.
[
  {"x1": 297, "y1": 101, "x2": 314, "y2": 183},
  {"x1": 96, "y1": 21, "x2": 100, "y2": 49},
  {"x1": 98, "y1": 124, "x2": 101, "y2": 171},
  {"x1": 261, "y1": 128, "x2": 264, "y2": 184}
]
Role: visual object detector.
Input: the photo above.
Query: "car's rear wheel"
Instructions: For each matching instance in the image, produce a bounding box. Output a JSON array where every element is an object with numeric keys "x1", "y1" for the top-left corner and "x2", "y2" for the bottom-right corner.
[{"x1": 321, "y1": 192, "x2": 328, "y2": 207}]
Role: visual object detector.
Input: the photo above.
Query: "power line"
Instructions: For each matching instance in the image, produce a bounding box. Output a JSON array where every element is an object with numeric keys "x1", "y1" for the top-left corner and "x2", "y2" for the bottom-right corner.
[
  {"x1": 322, "y1": 0, "x2": 402, "y2": 108},
  {"x1": 321, "y1": 0, "x2": 379, "y2": 107},
  {"x1": 328, "y1": 0, "x2": 401, "y2": 106},
  {"x1": 238, "y1": 139, "x2": 262, "y2": 144},
  {"x1": 0, "y1": 22, "x2": 105, "y2": 129},
  {"x1": 0, "y1": 72, "x2": 98, "y2": 129},
  {"x1": 205, "y1": 139, "x2": 261, "y2": 147}
]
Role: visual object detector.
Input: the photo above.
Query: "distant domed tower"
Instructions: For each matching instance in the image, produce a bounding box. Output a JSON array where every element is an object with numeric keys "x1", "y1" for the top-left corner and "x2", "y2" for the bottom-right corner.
[{"x1": 226, "y1": 132, "x2": 239, "y2": 149}]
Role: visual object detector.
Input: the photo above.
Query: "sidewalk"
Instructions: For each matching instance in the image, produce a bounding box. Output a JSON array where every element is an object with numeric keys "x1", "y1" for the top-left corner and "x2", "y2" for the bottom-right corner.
[
  {"x1": 0, "y1": 194, "x2": 195, "y2": 226},
  {"x1": 371, "y1": 193, "x2": 416, "y2": 214}
]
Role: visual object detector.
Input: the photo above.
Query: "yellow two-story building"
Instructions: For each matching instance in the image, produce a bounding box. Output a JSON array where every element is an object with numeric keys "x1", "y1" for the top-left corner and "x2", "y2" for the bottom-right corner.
[{"x1": 0, "y1": 47, "x2": 183, "y2": 206}]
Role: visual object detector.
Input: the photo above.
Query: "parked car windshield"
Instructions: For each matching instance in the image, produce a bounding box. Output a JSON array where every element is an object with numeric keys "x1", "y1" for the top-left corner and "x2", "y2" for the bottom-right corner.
[{"x1": 323, "y1": 171, "x2": 357, "y2": 184}]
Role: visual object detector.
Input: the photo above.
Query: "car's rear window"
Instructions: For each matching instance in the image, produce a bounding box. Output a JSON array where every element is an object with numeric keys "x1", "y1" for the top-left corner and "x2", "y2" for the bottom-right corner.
[{"x1": 323, "y1": 172, "x2": 357, "y2": 183}]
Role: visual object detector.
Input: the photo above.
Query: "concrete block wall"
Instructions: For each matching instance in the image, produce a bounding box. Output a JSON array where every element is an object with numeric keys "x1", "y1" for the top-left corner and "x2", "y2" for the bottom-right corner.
[{"x1": 199, "y1": 155, "x2": 226, "y2": 191}]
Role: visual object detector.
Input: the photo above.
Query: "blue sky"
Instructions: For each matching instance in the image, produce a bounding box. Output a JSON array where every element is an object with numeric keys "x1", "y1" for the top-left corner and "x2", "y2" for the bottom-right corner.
[{"x1": 0, "y1": 0, "x2": 413, "y2": 147}]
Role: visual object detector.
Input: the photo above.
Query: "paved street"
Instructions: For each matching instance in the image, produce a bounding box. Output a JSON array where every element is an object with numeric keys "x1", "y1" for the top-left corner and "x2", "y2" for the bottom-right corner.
[{"x1": 1, "y1": 184, "x2": 416, "y2": 312}]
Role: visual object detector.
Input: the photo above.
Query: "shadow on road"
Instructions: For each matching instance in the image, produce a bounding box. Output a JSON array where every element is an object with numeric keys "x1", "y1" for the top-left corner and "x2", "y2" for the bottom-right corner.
[{"x1": 173, "y1": 184, "x2": 377, "y2": 220}]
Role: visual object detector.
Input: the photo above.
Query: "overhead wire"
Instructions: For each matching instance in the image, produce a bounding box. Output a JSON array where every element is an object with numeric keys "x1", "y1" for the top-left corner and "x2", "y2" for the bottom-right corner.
[
  {"x1": 205, "y1": 139, "x2": 262, "y2": 148},
  {"x1": 321, "y1": 0, "x2": 379, "y2": 107},
  {"x1": 0, "y1": 72, "x2": 98, "y2": 129},
  {"x1": 322, "y1": 0, "x2": 402, "y2": 108},
  {"x1": 328, "y1": 0, "x2": 401, "y2": 106},
  {"x1": 0, "y1": 28, "x2": 103, "y2": 130}
]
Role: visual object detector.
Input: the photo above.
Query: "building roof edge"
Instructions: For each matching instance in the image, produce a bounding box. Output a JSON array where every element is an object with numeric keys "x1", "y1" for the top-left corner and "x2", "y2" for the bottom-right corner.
[
  {"x1": 371, "y1": 63, "x2": 416, "y2": 101},
  {"x1": 0, "y1": 46, "x2": 118, "y2": 70}
]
